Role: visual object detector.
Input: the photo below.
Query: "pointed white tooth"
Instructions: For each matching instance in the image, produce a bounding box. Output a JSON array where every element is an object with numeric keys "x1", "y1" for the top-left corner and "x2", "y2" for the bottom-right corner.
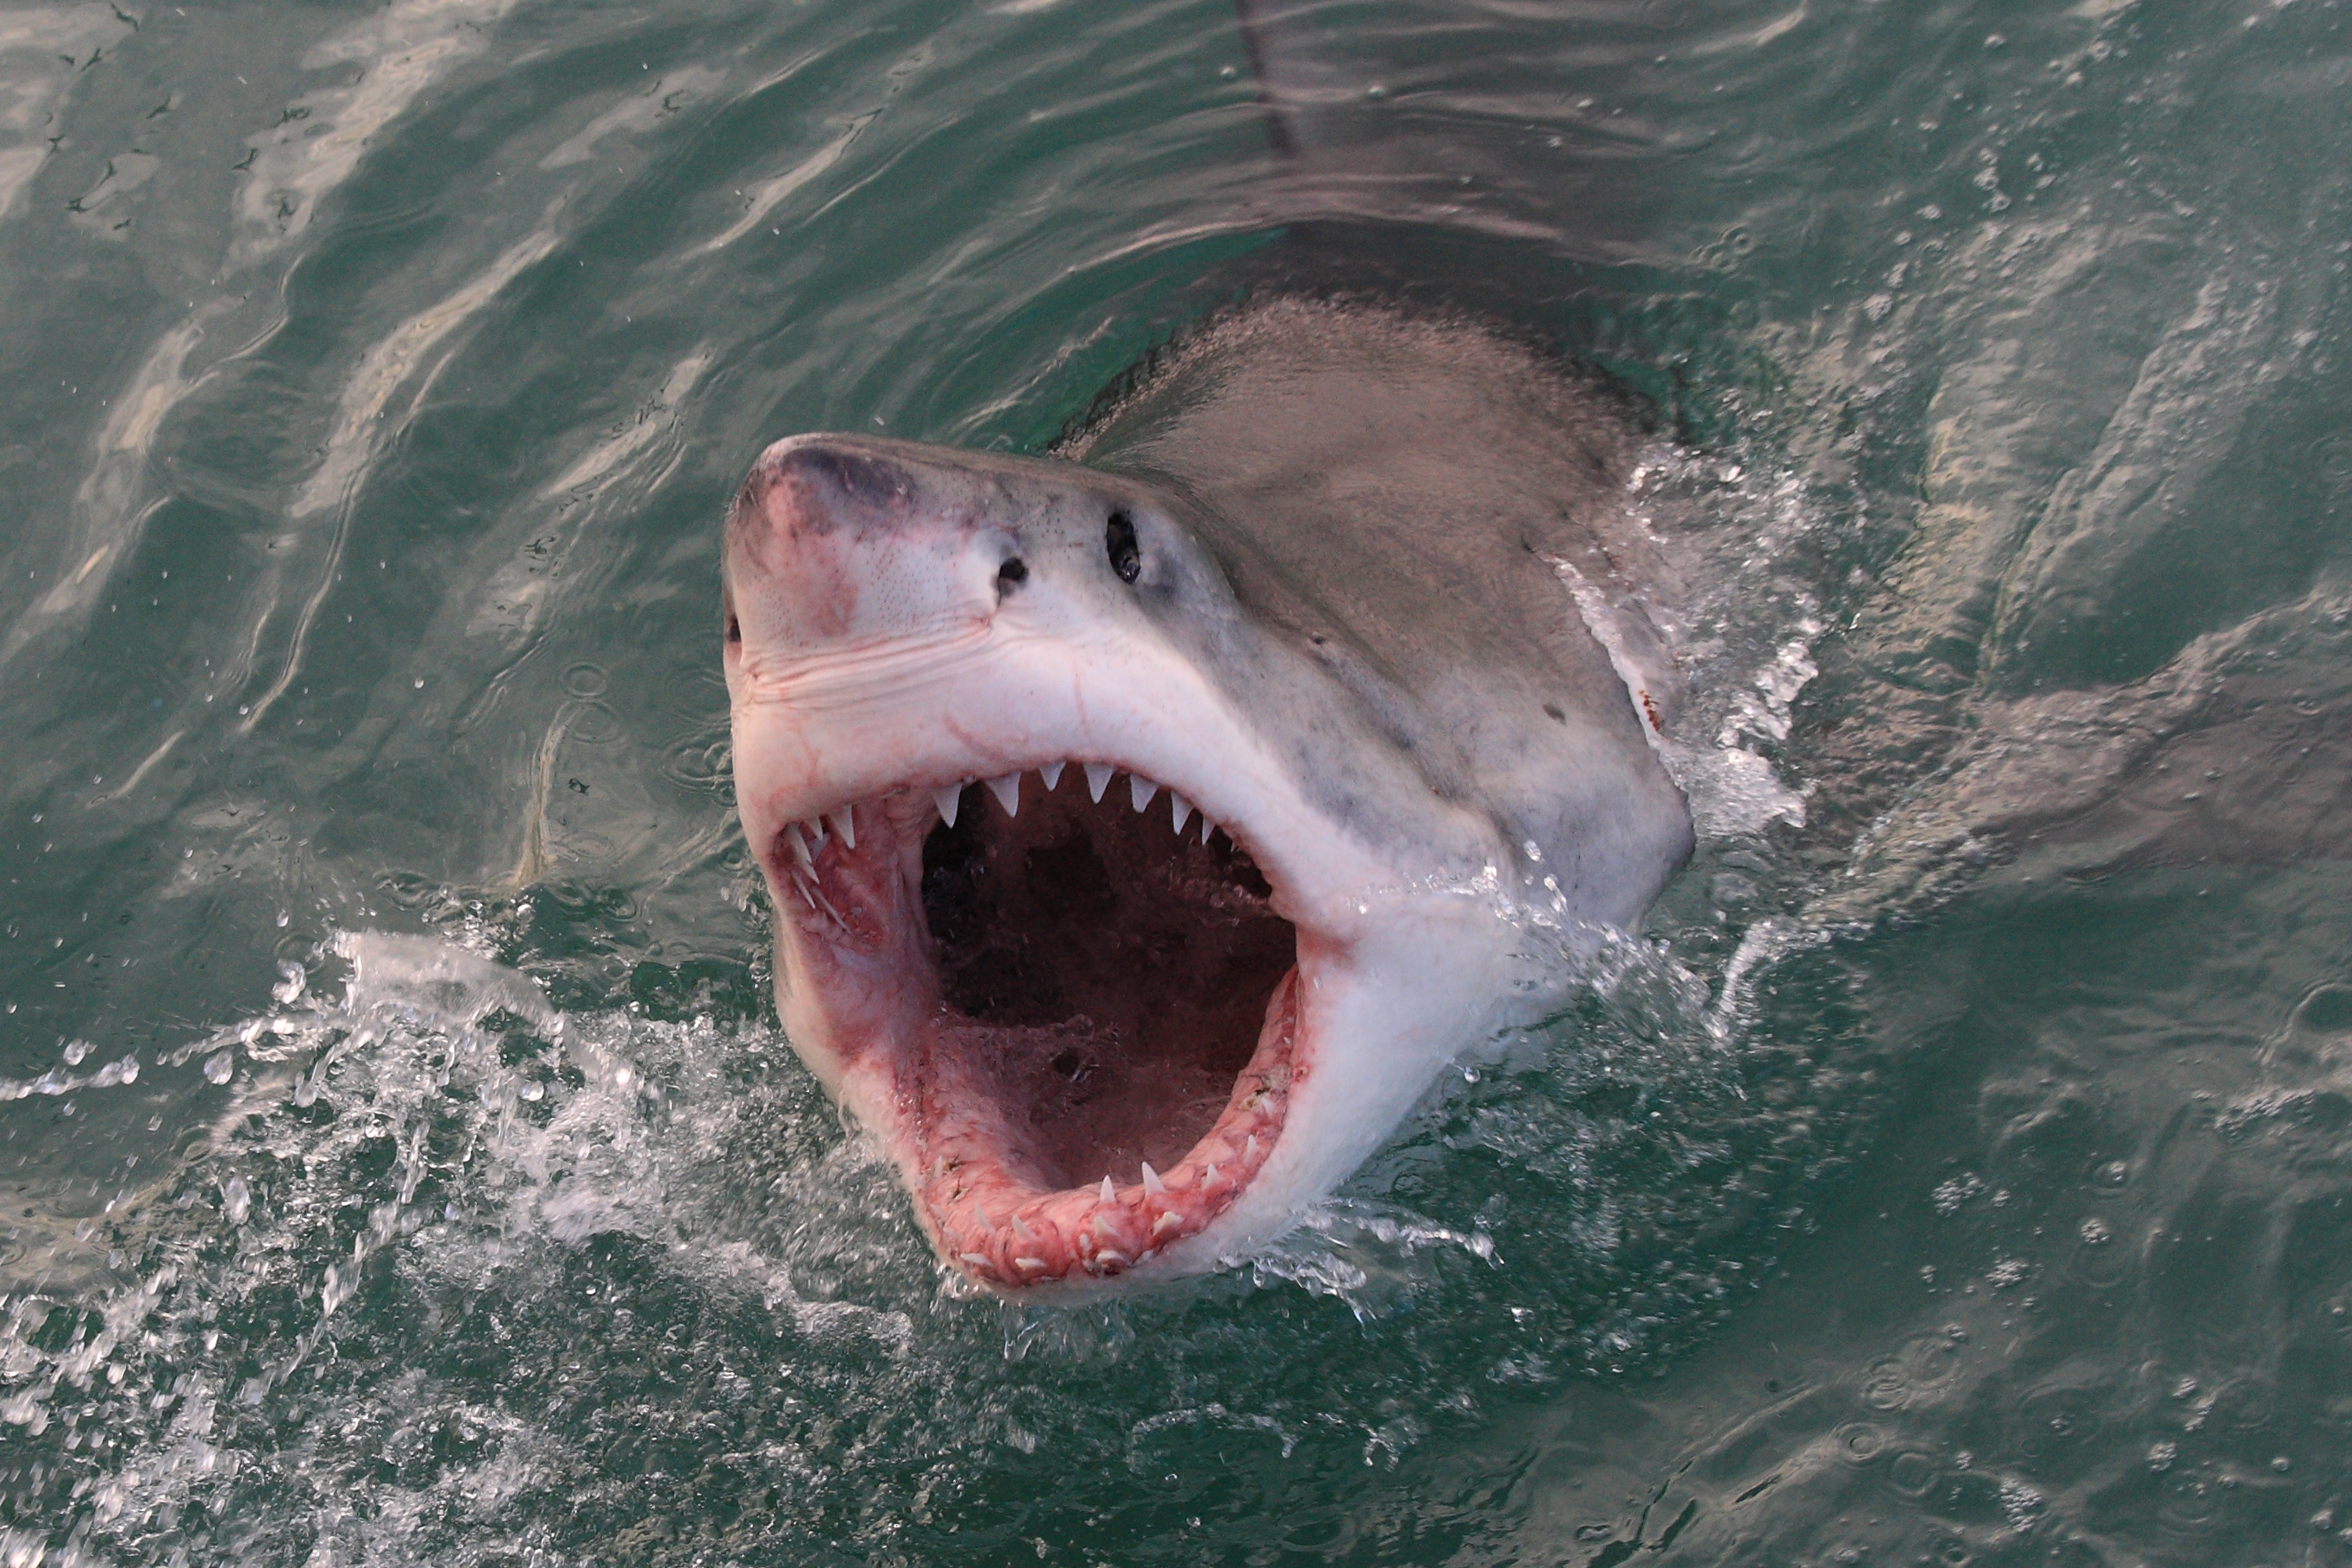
[
  {"x1": 830, "y1": 803, "x2": 855, "y2": 850},
  {"x1": 787, "y1": 825, "x2": 813, "y2": 871},
  {"x1": 1140, "y1": 1161, "x2": 1165, "y2": 1195},
  {"x1": 957, "y1": 1252, "x2": 992, "y2": 1268},
  {"x1": 1094, "y1": 1249, "x2": 1129, "y2": 1268},
  {"x1": 1039, "y1": 761, "x2": 1064, "y2": 790},
  {"x1": 1084, "y1": 762, "x2": 1113, "y2": 802},
  {"x1": 933, "y1": 784, "x2": 963, "y2": 828},
  {"x1": 1245, "y1": 1134, "x2": 1259, "y2": 1162},
  {"x1": 1152, "y1": 1211, "x2": 1182, "y2": 1237},
  {"x1": 1015, "y1": 1256, "x2": 1048, "y2": 1272},
  {"x1": 986, "y1": 773, "x2": 1020, "y2": 816},
  {"x1": 1203, "y1": 1163, "x2": 1220, "y2": 1189},
  {"x1": 1170, "y1": 793, "x2": 1193, "y2": 832},
  {"x1": 1010, "y1": 1214, "x2": 1037, "y2": 1241},
  {"x1": 1201, "y1": 815, "x2": 1214, "y2": 844},
  {"x1": 1099, "y1": 1176, "x2": 1116, "y2": 1204},
  {"x1": 1130, "y1": 775, "x2": 1159, "y2": 812},
  {"x1": 795, "y1": 877, "x2": 817, "y2": 909}
]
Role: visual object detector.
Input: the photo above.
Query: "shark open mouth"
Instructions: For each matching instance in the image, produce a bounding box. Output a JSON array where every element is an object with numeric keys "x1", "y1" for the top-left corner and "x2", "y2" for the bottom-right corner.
[{"x1": 768, "y1": 762, "x2": 1305, "y2": 1287}]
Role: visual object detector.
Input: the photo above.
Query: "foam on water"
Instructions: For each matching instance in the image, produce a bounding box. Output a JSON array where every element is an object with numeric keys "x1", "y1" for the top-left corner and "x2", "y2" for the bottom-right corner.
[{"x1": 1, "y1": 892, "x2": 1831, "y2": 1559}]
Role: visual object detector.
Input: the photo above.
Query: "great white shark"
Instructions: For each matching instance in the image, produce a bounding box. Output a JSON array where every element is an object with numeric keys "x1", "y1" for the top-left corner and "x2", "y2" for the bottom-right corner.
[{"x1": 723, "y1": 300, "x2": 1695, "y2": 1290}]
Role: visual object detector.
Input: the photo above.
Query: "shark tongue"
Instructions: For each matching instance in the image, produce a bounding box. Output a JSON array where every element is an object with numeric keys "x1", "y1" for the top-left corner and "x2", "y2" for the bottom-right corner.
[{"x1": 913, "y1": 967, "x2": 1299, "y2": 1284}]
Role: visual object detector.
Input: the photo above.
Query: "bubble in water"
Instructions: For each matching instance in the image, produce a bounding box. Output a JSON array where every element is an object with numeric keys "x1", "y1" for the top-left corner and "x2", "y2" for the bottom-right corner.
[
  {"x1": 1931, "y1": 1173, "x2": 1983, "y2": 1214},
  {"x1": 1889, "y1": 1452, "x2": 1938, "y2": 1496},
  {"x1": 1836, "y1": 1421, "x2": 1887, "y2": 1463},
  {"x1": 561, "y1": 661, "x2": 612, "y2": 699},
  {"x1": 61, "y1": 1039, "x2": 90, "y2": 1065},
  {"x1": 204, "y1": 1051, "x2": 234, "y2": 1084}
]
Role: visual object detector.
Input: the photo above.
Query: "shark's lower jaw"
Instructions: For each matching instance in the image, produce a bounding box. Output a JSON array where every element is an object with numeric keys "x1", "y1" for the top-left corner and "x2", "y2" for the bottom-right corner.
[{"x1": 767, "y1": 762, "x2": 1311, "y2": 1289}]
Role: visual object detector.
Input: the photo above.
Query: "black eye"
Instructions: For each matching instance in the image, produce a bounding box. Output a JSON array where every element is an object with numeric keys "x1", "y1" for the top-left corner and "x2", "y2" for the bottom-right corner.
[
  {"x1": 997, "y1": 556, "x2": 1027, "y2": 586},
  {"x1": 1106, "y1": 511, "x2": 1140, "y2": 584}
]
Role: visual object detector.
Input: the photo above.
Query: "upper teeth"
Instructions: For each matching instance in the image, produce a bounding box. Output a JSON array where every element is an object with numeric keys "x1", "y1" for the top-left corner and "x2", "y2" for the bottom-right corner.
[
  {"x1": 923, "y1": 761, "x2": 1216, "y2": 845},
  {"x1": 781, "y1": 765, "x2": 1226, "y2": 892}
]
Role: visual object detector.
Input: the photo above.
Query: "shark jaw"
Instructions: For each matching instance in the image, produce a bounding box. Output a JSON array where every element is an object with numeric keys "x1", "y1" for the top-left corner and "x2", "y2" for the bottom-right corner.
[
  {"x1": 756, "y1": 760, "x2": 1317, "y2": 1289},
  {"x1": 726, "y1": 614, "x2": 1515, "y2": 1295},
  {"x1": 727, "y1": 637, "x2": 1510, "y2": 1292}
]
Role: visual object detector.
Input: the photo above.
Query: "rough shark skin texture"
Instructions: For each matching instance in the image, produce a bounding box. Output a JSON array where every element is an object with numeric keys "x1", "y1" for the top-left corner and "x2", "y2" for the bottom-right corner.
[{"x1": 723, "y1": 300, "x2": 1694, "y2": 1291}]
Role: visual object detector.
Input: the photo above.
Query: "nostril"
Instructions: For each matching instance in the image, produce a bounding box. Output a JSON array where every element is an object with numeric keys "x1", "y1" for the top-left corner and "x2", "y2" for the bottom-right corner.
[
  {"x1": 726, "y1": 612, "x2": 742, "y2": 644},
  {"x1": 1106, "y1": 511, "x2": 1140, "y2": 583},
  {"x1": 997, "y1": 556, "x2": 1028, "y2": 587}
]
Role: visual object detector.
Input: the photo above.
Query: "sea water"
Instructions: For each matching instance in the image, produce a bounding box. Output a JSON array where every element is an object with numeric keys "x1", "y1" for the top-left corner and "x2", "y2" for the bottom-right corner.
[{"x1": 3, "y1": 0, "x2": 2350, "y2": 1562}]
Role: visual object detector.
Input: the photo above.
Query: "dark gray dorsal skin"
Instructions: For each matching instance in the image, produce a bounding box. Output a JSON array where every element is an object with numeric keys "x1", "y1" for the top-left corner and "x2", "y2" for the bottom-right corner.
[
  {"x1": 723, "y1": 298, "x2": 1696, "y2": 1291},
  {"x1": 1070, "y1": 303, "x2": 1692, "y2": 919}
]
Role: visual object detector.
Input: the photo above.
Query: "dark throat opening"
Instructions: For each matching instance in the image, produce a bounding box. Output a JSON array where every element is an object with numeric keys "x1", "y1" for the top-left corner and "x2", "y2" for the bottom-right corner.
[{"x1": 918, "y1": 772, "x2": 1295, "y2": 1186}]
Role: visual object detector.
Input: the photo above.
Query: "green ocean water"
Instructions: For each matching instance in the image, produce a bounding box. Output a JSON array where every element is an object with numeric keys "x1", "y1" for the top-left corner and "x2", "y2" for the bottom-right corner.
[{"x1": 4, "y1": 0, "x2": 2352, "y2": 1562}]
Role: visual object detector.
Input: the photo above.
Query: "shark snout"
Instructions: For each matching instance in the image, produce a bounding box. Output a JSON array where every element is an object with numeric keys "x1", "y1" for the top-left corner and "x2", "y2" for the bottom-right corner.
[{"x1": 726, "y1": 435, "x2": 1019, "y2": 653}]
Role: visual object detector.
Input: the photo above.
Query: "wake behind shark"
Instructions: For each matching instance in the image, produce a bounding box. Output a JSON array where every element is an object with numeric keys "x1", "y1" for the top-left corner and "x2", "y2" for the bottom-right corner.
[{"x1": 723, "y1": 301, "x2": 1694, "y2": 1290}]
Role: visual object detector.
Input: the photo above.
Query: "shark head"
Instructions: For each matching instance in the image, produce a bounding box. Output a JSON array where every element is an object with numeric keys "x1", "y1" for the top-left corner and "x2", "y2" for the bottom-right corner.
[{"x1": 723, "y1": 312, "x2": 1691, "y2": 1292}]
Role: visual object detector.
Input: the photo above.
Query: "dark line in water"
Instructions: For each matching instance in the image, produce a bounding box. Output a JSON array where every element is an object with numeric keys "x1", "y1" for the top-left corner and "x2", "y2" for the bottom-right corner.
[{"x1": 1229, "y1": 0, "x2": 1298, "y2": 161}]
